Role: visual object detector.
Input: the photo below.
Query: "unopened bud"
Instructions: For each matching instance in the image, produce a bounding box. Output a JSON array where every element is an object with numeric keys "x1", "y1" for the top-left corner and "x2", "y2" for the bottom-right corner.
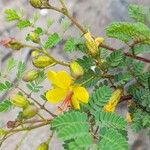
[
  {"x1": 70, "y1": 61, "x2": 84, "y2": 79},
  {"x1": 29, "y1": 0, "x2": 49, "y2": 8},
  {"x1": 33, "y1": 56, "x2": 56, "y2": 68},
  {"x1": 9, "y1": 41, "x2": 24, "y2": 50},
  {"x1": 84, "y1": 32, "x2": 98, "y2": 57},
  {"x1": 103, "y1": 89, "x2": 123, "y2": 112},
  {"x1": 22, "y1": 104, "x2": 38, "y2": 119},
  {"x1": 32, "y1": 50, "x2": 40, "y2": 58},
  {"x1": 126, "y1": 112, "x2": 132, "y2": 123},
  {"x1": 0, "y1": 38, "x2": 23, "y2": 50},
  {"x1": 22, "y1": 70, "x2": 39, "y2": 82},
  {"x1": 37, "y1": 142, "x2": 49, "y2": 150},
  {"x1": 28, "y1": 32, "x2": 40, "y2": 43},
  {"x1": 84, "y1": 32, "x2": 104, "y2": 57},
  {"x1": 10, "y1": 94, "x2": 29, "y2": 108},
  {"x1": 29, "y1": 0, "x2": 43, "y2": 8},
  {"x1": 95, "y1": 37, "x2": 104, "y2": 46}
]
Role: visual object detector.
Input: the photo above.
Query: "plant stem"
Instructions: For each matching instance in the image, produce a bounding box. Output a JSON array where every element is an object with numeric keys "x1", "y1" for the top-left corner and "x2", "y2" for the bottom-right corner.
[
  {"x1": 44, "y1": 3, "x2": 150, "y2": 63},
  {"x1": 17, "y1": 87, "x2": 56, "y2": 117},
  {"x1": 100, "y1": 44, "x2": 150, "y2": 63},
  {"x1": 24, "y1": 44, "x2": 70, "y2": 67}
]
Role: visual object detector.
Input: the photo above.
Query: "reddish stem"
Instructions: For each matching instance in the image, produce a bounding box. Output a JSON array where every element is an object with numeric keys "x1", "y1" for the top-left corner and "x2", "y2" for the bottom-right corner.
[{"x1": 100, "y1": 44, "x2": 150, "y2": 63}]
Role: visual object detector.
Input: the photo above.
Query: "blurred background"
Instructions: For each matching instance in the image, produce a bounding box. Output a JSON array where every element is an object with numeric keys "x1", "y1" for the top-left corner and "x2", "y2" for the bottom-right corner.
[{"x1": 0, "y1": 0, "x2": 150, "y2": 149}]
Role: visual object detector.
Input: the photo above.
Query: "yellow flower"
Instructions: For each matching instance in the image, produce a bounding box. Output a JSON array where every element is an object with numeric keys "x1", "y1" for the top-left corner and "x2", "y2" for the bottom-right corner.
[
  {"x1": 126, "y1": 112, "x2": 132, "y2": 123},
  {"x1": 103, "y1": 89, "x2": 123, "y2": 112},
  {"x1": 84, "y1": 32, "x2": 104, "y2": 56},
  {"x1": 46, "y1": 70, "x2": 89, "y2": 109}
]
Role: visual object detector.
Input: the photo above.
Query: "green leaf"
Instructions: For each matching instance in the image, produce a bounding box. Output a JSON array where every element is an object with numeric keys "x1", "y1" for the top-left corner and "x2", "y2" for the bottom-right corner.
[
  {"x1": 17, "y1": 20, "x2": 31, "y2": 29},
  {"x1": 77, "y1": 56, "x2": 94, "y2": 70},
  {"x1": 128, "y1": 4, "x2": 150, "y2": 23},
  {"x1": 99, "y1": 129, "x2": 128, "y2": 150},
  {"x1": 131, "y1": 44, "x2": 150, "y2": 55},
  {"x1": 0, "y1": 100, "x2": 12, "y2": 112},
  {"x1": 0, "y1": 81, "x2": 12, "y2": 92},
  {"x1": 52, "y1": 111, "x2": 92, "y2": 147},
  {"x1": 88, "y1": 86, "x2": 112, "y2": 112},
  {"x1": 46, "y1": 18, "x2": 54, "y2": 27},
  {"x1": 66, "y1": 135, "x2": 93, "y2": 150},
  {"x1": 94, "y1": 111, "x2": 127, "y2": 130},
  {"x1": 106, "y1": 50, "x2": 123, "y2": 67},
  {"x1": 44, "y1": 33, "x2": 61, "y2": 50},
  {"x1": 5, "y1": 9, "x2": 21, "y2": 21},
  {"x1": 26, "y1": 71, "x2": 46, "y2": 93},
  {"x1": 57, "y1": 124, "x2": 89, "y2": 141},
  {"x1": 34, "y1": 27, "x2": 43, "y2": 35},
  {"x1": 60, "y1": 18, "x2": 71, "y2": 31},
  {"x1": 64, "y1": 37, "x2": 76, "y2": 52},
  {"x1": 114, "y1": 72, "x2": 132, "y2": 86},
  {"x1": 75, "y1": 69, "x2": 100, "y2": 88},
  {"x1": 17, "y1": 61, "x2": 26, "y2": 79},
  {"x1": 6, "y1": 58, "x2": 17, "y2": 71},
  {"x1": 106, "y1": 22, "x2": 150, "y2": 43}
]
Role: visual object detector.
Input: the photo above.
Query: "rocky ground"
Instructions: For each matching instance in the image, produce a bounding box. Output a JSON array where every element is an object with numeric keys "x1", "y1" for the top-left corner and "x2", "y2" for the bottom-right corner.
[{"x1": 0, "y1": 0, "x2": 150, "y2": 150}]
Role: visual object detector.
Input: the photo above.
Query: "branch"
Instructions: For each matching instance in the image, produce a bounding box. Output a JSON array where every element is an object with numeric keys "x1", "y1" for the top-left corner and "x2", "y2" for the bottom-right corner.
[
  {"x1": 17, "y1": 87, "x2": 56, "y2": 117},
  {"x1": 100, "y1": 44, "x2": 150, "y2": 63}
]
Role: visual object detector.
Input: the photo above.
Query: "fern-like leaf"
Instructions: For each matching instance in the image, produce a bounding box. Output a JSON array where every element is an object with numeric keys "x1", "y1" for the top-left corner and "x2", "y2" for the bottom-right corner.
[
  {"x1": 99, "y1": 129, "x2": 128, "y2": 150},
  {"x1": 94, "y1": 111, "x2": 127, "y2": 130},
  {"x1": 88, "y1": 86, "x2": 112, "y2": 112},
  {"x1": 52, "y1": 111, "x2": 92, "y2": 148},
  {"x1": 106, "y1": 22, "x2": 150, "y2": 43}
]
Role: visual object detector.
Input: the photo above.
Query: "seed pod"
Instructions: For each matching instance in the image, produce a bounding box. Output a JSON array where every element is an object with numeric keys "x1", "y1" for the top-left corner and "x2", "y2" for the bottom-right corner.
[
  {"x1": 22, "y1": 104, "x2": 38, "y2": 119},
  {"x1": 10, "y1": 94, "x2": 29, "y2": 108},
  {"x1": 37, "y1": 142, "x2": 49, "y2": 150},
  {"x1": 29, "y1": 0, "x2": 43, "y2": 8},
  {"x1": 103, "y1": 88, "x2": 123, "y2": 112},
  {"x1": 28, "y1": 32, "x2": 40, "y2": 43},
  {"x1": 33, "y1": 55, "x2": 56, "y2": 68},
  {"x1": 22, "y1": 70, "x2": 39, "y2": 82},
  {"x1": 70, "y1": 61, "x2": 84, "y2": 79}
]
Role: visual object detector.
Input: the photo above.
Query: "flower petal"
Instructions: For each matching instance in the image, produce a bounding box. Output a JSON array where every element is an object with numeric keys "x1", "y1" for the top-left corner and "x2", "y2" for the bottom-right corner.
[
  {"x1": 47, "y1": 70, "x2": 72, "y2": 89},
  {"x1": 71, "y1": 95, "x2": 80, "y2": 109},
  {"x1": 73, "y1": 86, "x2": 89, "y2": 103},
  {"x1": 47, "y1": 70, "x2": 57, "y2": 84},
  {"x1": 56, "y1": 71, "x2": 72, "y2": 89},
  {"x1": 46, "y1": 88, "x2": 67, "y2": 104}
]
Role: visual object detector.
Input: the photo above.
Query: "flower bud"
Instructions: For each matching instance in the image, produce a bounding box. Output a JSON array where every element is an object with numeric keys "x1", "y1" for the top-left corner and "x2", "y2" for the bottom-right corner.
[
  {"x1": 0, "y1": 38, "x2": 23, "y2": 50},
  {"x1": 8, "y1": 41, "x2": 24, "y2": 50},
  {"x1": 70, "y1": 61, "x2": 84, "y2": 79},
  {"x1": 22, "y1": 70, "x2": 39, "y2": 82},
  {"x1": 10, "y1": 94, "x2": 29, "y2": 108},
  {"x1": 33, "y1": 56, "x2": 56, "y2": 68},
  {"x1": 95, "y1": 37, "x2": 104, "y2": 46},
  {"x1": 22, "y1": 104, "x2": 38, "y2": 119},
  {"x1": 29, "y1": 0, "x2": 49, "y2": 8},
  {"x1": 29, "y1": 0, "x2": 43, "y2": 8},
  {"x1": 126, "y1": 112, "x2": 132, "y2": 123},
  {"x1": 84, "y1": 32, "x2": 98, "y2": 57},
  {"x1": 28, "y1": 32, "x2": 40, "y2": 43},
  {"x1": 32, "y1": 50, "x2": 40, "y2": 58},
  {"x1": 84, "y1": 32, "x2": 104, "y2": 57},
  {"x1": 103, "y1": 89, "x2": 123, "y2": 112},
  {"x1": 37, "y1": 142, "x2": 49, "y2": 150}
]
